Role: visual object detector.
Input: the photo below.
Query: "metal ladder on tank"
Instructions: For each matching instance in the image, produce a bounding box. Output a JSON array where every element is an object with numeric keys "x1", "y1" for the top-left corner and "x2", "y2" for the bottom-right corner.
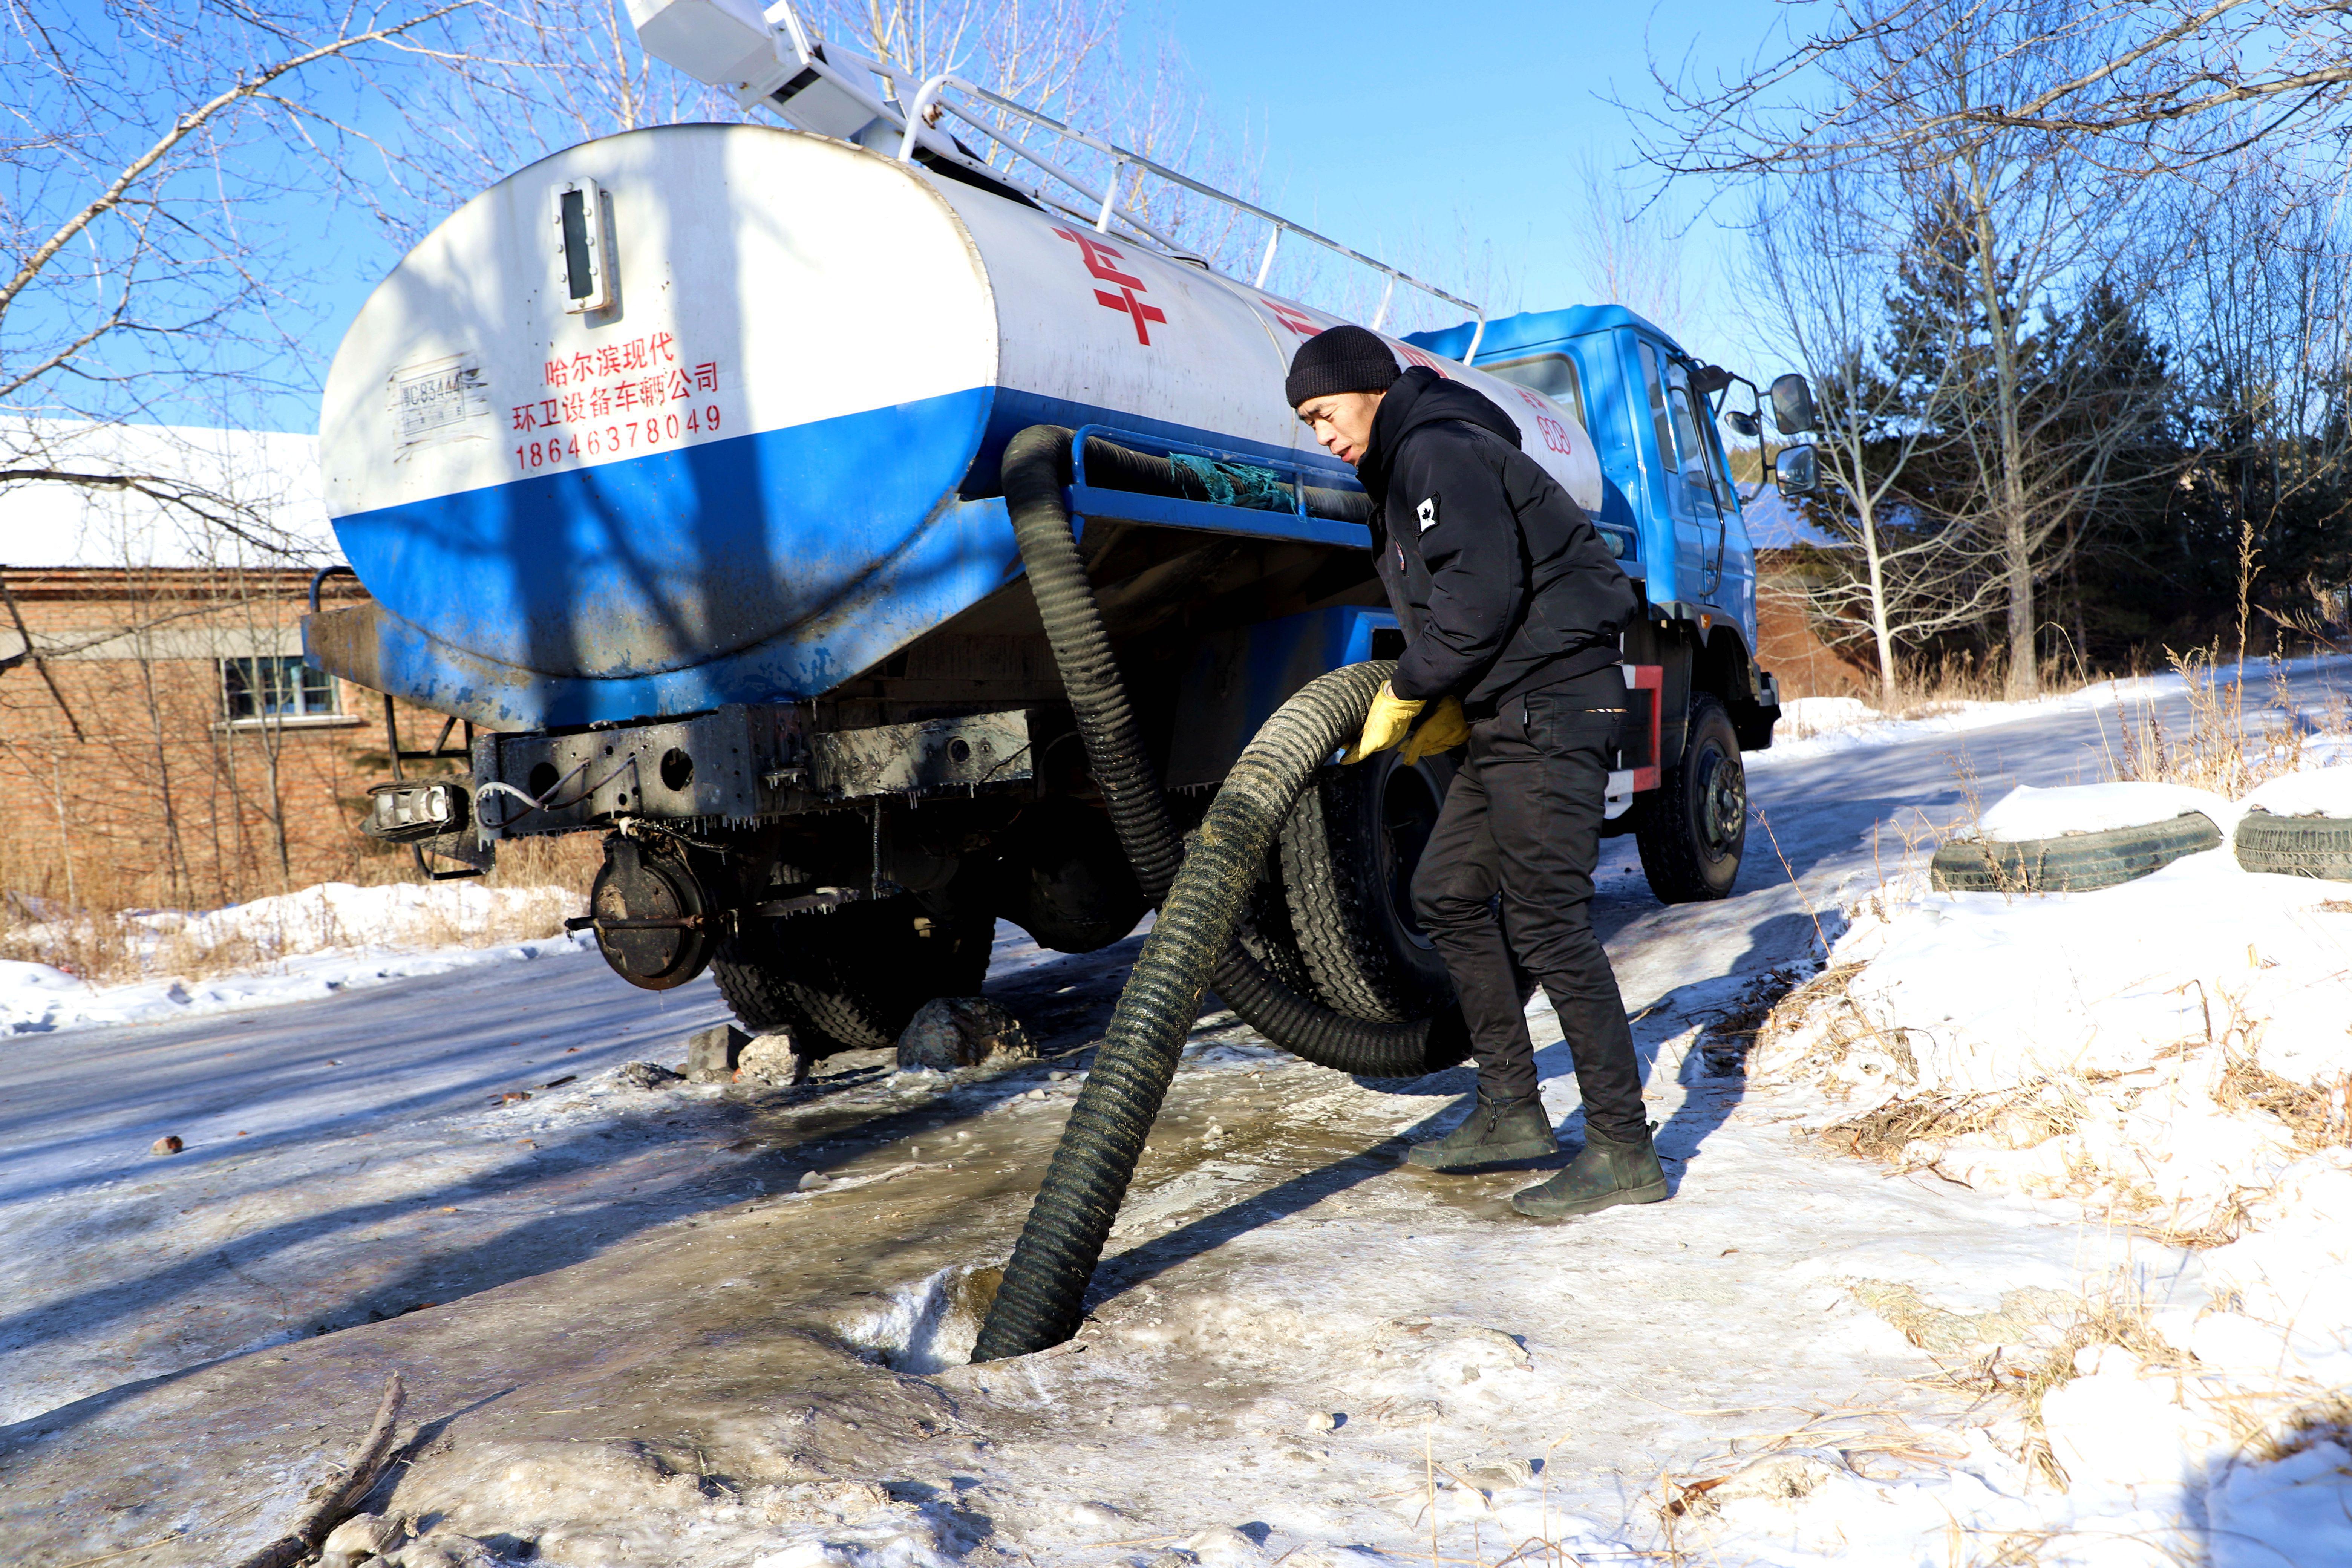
[{"x1": 676, "y1": 0, "x2": 1488, "y2": 360}]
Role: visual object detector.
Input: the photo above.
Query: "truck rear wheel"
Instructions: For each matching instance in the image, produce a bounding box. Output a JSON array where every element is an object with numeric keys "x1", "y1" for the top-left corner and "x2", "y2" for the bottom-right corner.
[
  {"x1": 711, "y1": 894, "x2": 992, "y2": 1054},
  {"x1": 1636, "y1": 692, "x2": 1747, "y2": 903},
  {"x1": 1278, "y1": 751, "x2": 1458, "y2": 1022}
]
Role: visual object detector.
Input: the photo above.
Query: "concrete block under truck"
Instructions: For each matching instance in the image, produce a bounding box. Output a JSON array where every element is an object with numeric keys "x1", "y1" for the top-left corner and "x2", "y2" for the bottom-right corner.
[{"x1": 312, "y1": 0, "x2": 1823, "y2": 1069}]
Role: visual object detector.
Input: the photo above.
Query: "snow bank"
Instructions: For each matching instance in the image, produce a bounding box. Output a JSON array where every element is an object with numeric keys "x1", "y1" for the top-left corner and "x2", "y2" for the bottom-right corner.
[
  {"x1": 1775, "y1": 695, "x2": 1876, "y2": 737},
  {"x1": 1773, "y1": 803, "x2": 2350, "y2": 1227},
  {"x1": 0, "y1": 881, "x2": 585, "y2": 1037},
  {"x1": 1974, "y1": 779, "x2": 2238, "y2": 841},
  {"x1": 2242, "y1": 762, "x2": 2352, "y2": 819},
  {"x1": 1743, "y1": 759, "x2": 2352, "y2": 1563}
]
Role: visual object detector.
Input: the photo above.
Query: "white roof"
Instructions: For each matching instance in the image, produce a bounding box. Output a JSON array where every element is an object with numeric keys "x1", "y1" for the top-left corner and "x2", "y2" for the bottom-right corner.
[{"x1": 0, "y1": 418, "x2": 338, "y2": 570}]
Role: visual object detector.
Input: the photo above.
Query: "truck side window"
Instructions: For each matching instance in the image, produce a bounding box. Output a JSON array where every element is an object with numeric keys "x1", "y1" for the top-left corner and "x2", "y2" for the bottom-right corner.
[
  {"x1": 1666, "y1": 372, "x2": 1706, "y2": 486},
  {"x1": 1478, "y1": 352, "x2": 1586, "y2": 427},
  {"x1": 1638, "y1": 343, "x2": 1680, "y2": 505}
]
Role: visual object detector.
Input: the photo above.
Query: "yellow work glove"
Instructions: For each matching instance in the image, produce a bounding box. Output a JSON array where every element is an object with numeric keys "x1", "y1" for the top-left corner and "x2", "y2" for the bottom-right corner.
[
  {"x1": 1400, "y1": 695, "x2": 1470, "y2": 764},
  {"x1": 1341, "y1": 681, "x2": 1424, "y2": 764}
]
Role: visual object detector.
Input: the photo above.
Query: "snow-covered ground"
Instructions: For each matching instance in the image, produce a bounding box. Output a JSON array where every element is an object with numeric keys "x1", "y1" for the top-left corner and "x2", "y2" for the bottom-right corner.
[
  {"x1": 1744, "y1": 769, "x2": 2352, "y2": 1565},
  {"x1": 2, "y1": 657, "x2": 2347, "y2": 1568},
  {"x1": 0, "y1": 881, "x2": 583, "y2": 1037},
  {"x1": 1759, "y1": 652, "x2": 2349, "y2": 772}
]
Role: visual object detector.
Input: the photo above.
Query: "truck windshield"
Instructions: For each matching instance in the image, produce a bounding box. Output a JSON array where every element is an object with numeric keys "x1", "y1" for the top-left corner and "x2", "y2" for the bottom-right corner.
[{"x1": 1477, "y1": 353, "x2": 1586, "y2": 427}]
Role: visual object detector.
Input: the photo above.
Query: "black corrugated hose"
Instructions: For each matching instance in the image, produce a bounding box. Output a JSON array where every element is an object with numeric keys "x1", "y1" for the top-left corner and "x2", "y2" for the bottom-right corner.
[
  {"x1": 974, "y1": 428, "x2": 1471, "y2": 1362},
  {"x1": 999, "y1": 424, "x2": 1469, "y2": 1079}
]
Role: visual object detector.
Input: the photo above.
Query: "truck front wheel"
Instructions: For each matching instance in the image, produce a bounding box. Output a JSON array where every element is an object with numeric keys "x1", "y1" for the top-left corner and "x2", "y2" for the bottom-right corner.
[{"x1": 1635, "y1": 692, "x2": 1747, "y2": 903}]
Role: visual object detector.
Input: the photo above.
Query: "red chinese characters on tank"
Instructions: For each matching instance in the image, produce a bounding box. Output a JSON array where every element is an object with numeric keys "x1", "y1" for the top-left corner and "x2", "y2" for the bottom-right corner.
[
  {"x1": 1510, "y1": 387, "x2": 1577, "y2": 457},
  {"x1": 508, "y1": 331, "x2": 725, "y2": 473},
  {"x1": 1262, "y1": 299, "x2": 1320, "y2": 337},
  {"x1": 1052, "y1": 228, "x2": 1167, "y2": 345}
]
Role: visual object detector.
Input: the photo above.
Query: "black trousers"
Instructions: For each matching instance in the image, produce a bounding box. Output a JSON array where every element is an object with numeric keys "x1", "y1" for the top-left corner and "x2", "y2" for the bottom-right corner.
[{"x1": 1408, "y1": 690, "x2": 1647, "y2": 1140}]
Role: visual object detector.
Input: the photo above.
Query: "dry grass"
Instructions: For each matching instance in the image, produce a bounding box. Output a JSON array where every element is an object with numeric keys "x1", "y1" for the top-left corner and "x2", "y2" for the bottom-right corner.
[
  {"x1": 1874, "y1": 646, "x2": 2103, "y2": 717},
  {"x1": 2102, "y1": 643, "x2": 2339, "y2": 796},
  {"x1": 2103, "y1": 523, "x2": 2352, "y2": 793},
  {"x1": 2255, "y1": 1397, "x2": 2352, "y2": 1464},
  {"x1": 0, "y1": 832, "x2": 599, "y2": 987},
  {"x1": 2216, "y1": 1052, "x2": 2352, "y2": 1154},
  {"x1": 1819, "y1": 1083, "x2": 2085, "y2": 1165},
  {"x1": 1694, "y1": 963, "x2": 1817, "y2": 1076},
  {"x1": 1741, "y1": 962, "x2": 1930, "y2": 1097}
]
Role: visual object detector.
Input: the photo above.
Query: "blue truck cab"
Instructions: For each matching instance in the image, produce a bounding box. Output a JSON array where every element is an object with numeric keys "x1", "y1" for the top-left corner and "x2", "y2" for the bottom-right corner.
[{"x1": 1413, "y1": 305, "x2": 1781, "y2": 741}]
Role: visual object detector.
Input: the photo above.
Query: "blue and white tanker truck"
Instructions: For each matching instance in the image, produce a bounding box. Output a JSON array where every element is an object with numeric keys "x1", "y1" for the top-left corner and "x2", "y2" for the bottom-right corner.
[{"x1": 310, "y1": 0, "x2": 1818, "y2": 1063}]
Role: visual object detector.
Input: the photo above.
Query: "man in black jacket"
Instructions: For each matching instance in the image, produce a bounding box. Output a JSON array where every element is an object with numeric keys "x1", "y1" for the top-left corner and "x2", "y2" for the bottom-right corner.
[{"x1": 1285, "y1": 324, "x2": 1666, "y2": 1219}]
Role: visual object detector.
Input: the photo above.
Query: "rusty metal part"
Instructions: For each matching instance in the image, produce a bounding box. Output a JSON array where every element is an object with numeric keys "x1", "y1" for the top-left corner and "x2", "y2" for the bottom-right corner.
[{"x1": 807, "y1": 709, "x2": 1032, "y2": 798}]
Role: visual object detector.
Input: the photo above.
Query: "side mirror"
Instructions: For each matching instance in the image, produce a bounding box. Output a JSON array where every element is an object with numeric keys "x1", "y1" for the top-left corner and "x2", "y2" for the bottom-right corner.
[
  {"x1": 1775, "y1": 443, "x2": 1820, "y2": 494},
  {"x1": 1770, "y1": 373, "x2": 1819, "y2": 435},
  {"x1": 1724, "y1": 408, "x2": 1760, "y2": 439}
]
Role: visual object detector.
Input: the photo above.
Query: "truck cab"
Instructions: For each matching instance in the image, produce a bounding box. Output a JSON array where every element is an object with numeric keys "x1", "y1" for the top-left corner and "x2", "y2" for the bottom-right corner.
[{"x1": 1412, "y1": 307, "x2": 1784, "y2": 890}]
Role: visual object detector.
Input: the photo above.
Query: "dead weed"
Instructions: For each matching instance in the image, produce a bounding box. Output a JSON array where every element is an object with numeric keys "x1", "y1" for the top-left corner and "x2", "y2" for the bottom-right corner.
[{"x1": 2216, "y1": 1053, "x2": 2352, "y2": 1153}]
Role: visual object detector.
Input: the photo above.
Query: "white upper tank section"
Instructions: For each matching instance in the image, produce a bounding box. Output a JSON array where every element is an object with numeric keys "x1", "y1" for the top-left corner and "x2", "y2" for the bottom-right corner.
[{"x1": 320, "y1": 123, "x2": 1602, "y2": 528}]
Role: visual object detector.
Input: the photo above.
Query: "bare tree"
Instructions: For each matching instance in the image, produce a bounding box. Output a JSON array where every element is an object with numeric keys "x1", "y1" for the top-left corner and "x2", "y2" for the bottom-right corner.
[
  {"x1": 1, "y1": 0, "x2": 472, "y2": 542},
  {"x1": 1565, "y1": 149, "x2": 1695, "y2": 331},
  {"x1": 1743, "y1": 167, "x2": 1993, "y2": 697},
  {"x1": 1642, "y1": 0, "x2": 2352, "y2": 180},
  {"x1": 2153, "y1": 149, "x2": 2352, "y2": 626},
  {"x1": 1664, "y1": 6, "x2": 2170, "y2": 693}
]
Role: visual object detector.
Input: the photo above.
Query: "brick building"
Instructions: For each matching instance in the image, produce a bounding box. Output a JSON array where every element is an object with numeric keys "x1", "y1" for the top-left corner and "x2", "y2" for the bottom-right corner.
[{"x1": 0, "y1": 421, "x2": 459, "y2": 911}]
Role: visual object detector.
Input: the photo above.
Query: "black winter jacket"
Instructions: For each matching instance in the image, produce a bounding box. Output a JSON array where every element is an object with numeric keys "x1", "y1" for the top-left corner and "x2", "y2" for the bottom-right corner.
[{"x1": 1358, "y1": 367, "x2": 1639, "y2": 712}]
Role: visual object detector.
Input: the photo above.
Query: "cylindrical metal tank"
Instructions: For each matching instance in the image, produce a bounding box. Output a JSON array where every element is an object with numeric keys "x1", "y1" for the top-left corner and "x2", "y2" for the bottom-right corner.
[{"x1": 318, "y1": 123, "x2": 1602, "y2": 723}]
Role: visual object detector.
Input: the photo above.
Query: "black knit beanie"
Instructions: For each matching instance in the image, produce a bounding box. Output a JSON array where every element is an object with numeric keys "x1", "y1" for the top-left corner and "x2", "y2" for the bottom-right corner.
[{"x1": 1284, "y1": 324, "x2": 1401, "y2": 408}]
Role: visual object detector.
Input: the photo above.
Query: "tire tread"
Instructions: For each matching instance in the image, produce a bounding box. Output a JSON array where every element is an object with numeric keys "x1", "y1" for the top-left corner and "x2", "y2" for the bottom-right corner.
[
  {"x1": 1929, "y1": 812, "x2": 2222, "y2": 893},
  {"x1": 2233, "y1": 811, "x2": 2352, "y2": 882}
]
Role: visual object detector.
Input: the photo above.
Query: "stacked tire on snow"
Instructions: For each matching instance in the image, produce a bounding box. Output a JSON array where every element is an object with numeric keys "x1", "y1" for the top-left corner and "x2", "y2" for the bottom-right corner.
[
  {"x1": 1928, "y1": 814, "x2": 2225, "y2": 893},
  {"x1": 1929, "y1": 795, "x2": 2352, "y2": 894},
  {"x1": 2233, "y1": 811, "x2": 2352, "y2": 880}
]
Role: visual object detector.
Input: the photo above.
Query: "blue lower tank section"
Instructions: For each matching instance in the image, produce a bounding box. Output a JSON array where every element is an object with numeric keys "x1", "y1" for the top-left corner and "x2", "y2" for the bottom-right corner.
[
  {"x1": 330, "y1": 386, "x2": 998, "y2": 683},
  {"x1": 322, "y1": 490, "x2": 1025, "y2": 729},
  {"x1": 314, "y1": 384, "x2": 1370, "y2": 732}
]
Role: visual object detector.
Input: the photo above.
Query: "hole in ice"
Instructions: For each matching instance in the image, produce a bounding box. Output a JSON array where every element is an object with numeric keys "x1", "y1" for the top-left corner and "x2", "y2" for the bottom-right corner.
[{"x1": 838, "y1": 1262, "x2": 1003, "y2": 1373}]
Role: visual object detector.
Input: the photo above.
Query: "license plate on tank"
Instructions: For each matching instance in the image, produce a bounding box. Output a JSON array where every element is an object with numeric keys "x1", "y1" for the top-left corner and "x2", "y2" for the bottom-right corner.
[{"x1": 388, "y1": 354, "x2": 491, "y2": 457}]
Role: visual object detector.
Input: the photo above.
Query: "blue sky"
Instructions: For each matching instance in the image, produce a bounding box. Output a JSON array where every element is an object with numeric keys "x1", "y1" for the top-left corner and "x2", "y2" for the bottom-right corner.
[{"x1": 1165, "y1": 0, "x2": 1772, "y2": 354}]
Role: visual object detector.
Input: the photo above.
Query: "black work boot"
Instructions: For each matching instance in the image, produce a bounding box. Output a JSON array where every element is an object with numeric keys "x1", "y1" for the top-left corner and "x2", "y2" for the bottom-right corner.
[
  {"x1": 1404, "y1": 1091, "x2": 1557, "y2": 1172},
  {"x1": 1510, "y1": 1121, "x2": 1668, "y2": 1217}
]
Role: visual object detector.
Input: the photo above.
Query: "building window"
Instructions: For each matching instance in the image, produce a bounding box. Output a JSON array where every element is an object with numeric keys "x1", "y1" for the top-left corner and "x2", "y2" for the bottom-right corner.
[{"x1": 222, "y1": 655, "x2": 339, "y2": 721}]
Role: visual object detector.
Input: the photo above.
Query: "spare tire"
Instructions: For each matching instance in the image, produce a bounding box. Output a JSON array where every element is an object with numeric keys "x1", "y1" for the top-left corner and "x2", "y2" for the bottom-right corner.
[
  {"x1": 1278, "y1": 750, "x2": 1458, "y2": 1023},
  {"x1": 1929, "y1": 811, "x2": 2223, "y2": 894},
  {"x1": 2234, "y1": 810, "x2": 2352, "y2": 882}
]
